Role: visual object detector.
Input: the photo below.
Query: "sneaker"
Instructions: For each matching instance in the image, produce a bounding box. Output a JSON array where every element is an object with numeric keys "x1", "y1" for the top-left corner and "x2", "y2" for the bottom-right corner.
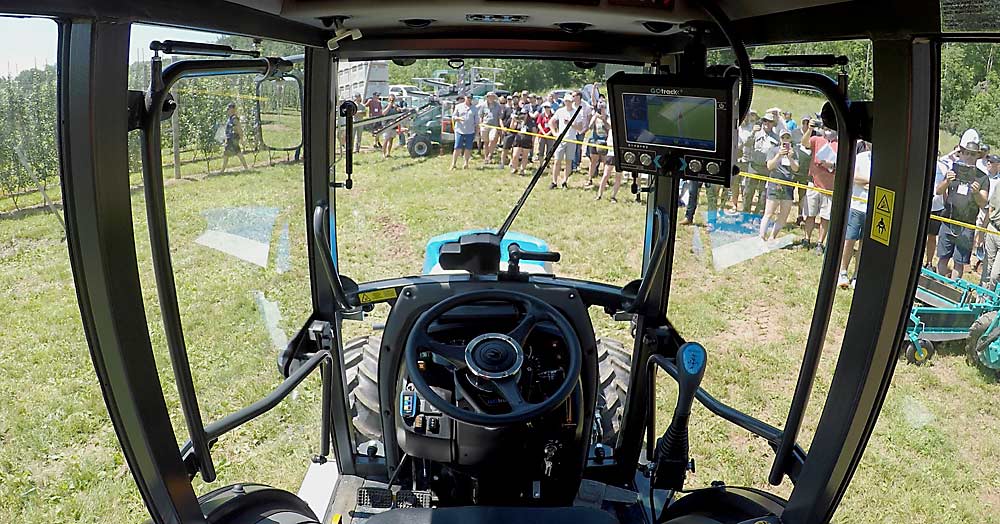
[
  {"x1": 850, "y1": 277, "x2": 857, "y2": 290},
  {"x1": 549, "y1": 182, "x2": 558, "y2": 189},
  {"x1": 814, "y1": 244, "x2": 825, "y2": 256},
  {"x1": 561, "y1": 182, "x2": 568, "y2": 189},
  {"x1": 838, "y1": 271, "x2": 850, "y2": 289},
  {"x1": 610, "y1": 197, "x2": 618, "y2": 203},
  {"x1": 681, "y1": 218, "x2": 694, "y2": 226},
  {"x1": 595, "y1": 195, "x2": 602, "y2": 201}
]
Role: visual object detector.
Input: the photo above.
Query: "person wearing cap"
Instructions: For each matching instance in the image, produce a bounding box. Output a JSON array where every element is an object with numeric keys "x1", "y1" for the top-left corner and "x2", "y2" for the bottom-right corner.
[
  {"x1": 979, "y1": 155, "x2": 1000, "y2": 288},
  {"x1": 759, "y1": 129, "x2": 800, "y2": 240},
  {"x1": 800, "y1": 118, "x2": 838, "y2": 253},
  {"x1": 477, "y1": 92, "x2": 503, "y2": 164},
  {"x1": 743, "y1": 112, "x2": 779, "y2": 215},
  {"x1": 220, "y1": 101, "x2": 249, "y2": 174},
  {"x1": 549, "y1": 93, "x2": 586, "y2": 189},
  {"x1": 936, "y1": 128, "x2": 989, "y2": 278},
  {"x1": 451, "y1": 95, "x2": 479, "y2": 170}
]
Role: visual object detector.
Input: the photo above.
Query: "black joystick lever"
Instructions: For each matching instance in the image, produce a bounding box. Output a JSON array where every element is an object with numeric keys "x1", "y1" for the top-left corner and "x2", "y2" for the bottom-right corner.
[
  {"x1": 507, "y1": 243, "x2": 560, "y2": 277},
  {"x1": 337, "y1": 100, "x2": 357, "y2": 190},
  {"x1": 651, "y1": 341, "x2": 707, "y2": 492}
]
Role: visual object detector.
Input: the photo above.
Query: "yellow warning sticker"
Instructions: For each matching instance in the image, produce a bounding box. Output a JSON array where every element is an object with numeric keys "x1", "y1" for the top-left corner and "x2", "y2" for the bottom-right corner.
[
  {"x1": 870, "y1": 185, "x2": 895, "y2": 246},
  {"x1": 358, "y1": 287, "x2": 398, "y2": 304}
]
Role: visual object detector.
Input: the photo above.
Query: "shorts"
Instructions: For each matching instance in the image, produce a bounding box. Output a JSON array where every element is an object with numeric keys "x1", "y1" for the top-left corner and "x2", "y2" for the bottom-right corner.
[
  {"x1": 485, "y1": 127, "x2": 501, "y2": 142},
  {"x1": 846, "y1": 209, "x2": 866, "y2": 241},
  {"x1": 382, "y1": 126, "x2": 398, "y2": 140},
  {"x1": 937, "y1": 221, "x2": 975, "y2": 265},
  {"x1": 515, "y1": 134, "x2": 533, "y2": 149},
  {"x1": 554, "y1": 141, "x2": 577, "y2": 161},
  {"x1": 225, "y1": 140, "x2": 241, "y2": 155},
  {"x1": 927, "y1": 211, "x2": 943, "y2": 236},
  {"x1": 586, "y1": 137, "x2": 608, "y2": 157},
  {"x1": 503, "y1": 134, "x2": 517, "y2": 150},
  {"x1": 804, "y1": 187, "x2": 832, "y2": 220},
  {"x1": 455, "y1": 133, "x2": 475, "y2": 150}
]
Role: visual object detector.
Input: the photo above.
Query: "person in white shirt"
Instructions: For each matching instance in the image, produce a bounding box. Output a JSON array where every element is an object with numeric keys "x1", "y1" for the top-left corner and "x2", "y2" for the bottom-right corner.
[
  {"x1": 549, "y1": 93, "x2": 586, "y2": 189},
  {"x1": 978, "y1": 155, "x2": 1000, "y2": 288},
  {"x1": 451, "y1": 96, "x2": 479, "y2": 170},
  {"x1": 839, "y1": 141, "x2": 872, "y2": 289}
]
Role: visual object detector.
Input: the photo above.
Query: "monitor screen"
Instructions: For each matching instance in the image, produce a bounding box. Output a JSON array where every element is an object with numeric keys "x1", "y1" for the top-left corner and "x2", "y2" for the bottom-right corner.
[{"x1": 622, "y1": 93, "x2": 717, "y2": 152}]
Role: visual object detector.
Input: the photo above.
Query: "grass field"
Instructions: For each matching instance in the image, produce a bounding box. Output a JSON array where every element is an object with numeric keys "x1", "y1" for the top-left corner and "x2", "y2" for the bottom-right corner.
[{"x1": 1, "y1": 96, "x2": 999, "y2": 523}]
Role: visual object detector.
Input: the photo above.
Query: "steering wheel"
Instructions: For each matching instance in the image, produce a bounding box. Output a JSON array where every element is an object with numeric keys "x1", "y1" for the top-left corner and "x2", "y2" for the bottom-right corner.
[{"x1": 404, "y1": 289, "x2": 582, "y2": 426}]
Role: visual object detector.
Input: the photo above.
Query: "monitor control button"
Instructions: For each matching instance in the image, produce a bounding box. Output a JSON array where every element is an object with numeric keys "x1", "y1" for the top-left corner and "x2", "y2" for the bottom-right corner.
[
  {"x1": 639, "y1": 153, "x2": 652, "y2": 166},
  {"x1": 706, "y1": 162, "x2": 721, "y2": 176},
  {"x1": 689, "y1": 159, "x2": 703, "y2": 173},
  {"x1": 623, "y1": 151, "x2": 636, "y2": 164}
]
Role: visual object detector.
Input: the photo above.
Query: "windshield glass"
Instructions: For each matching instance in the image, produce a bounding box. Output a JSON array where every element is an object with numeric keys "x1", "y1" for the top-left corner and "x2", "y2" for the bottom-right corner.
[{"x1": 334, "y1": 59, "x2": 646, "y2": 285}]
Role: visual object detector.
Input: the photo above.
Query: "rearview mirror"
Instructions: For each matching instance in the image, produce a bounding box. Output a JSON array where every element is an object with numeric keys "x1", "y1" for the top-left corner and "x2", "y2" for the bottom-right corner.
[{"x1": 255, "y1": 74, "x2": 303, "y2": 158}]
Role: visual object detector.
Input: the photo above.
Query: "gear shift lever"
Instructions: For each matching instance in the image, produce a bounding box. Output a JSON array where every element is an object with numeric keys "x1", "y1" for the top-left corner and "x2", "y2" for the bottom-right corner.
[{"x1": 652, "y1": 342, "x2": 707, "y2": 491}]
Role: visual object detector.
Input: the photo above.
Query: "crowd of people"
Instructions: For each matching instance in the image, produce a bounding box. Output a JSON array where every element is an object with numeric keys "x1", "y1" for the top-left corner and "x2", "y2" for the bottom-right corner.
[
  {"x1": 342, "y1": 83, "x2": 1000, "y2": 293},
  {"x1": 927, "y1": 129, "x2": 1000, "y2": 288},
  {"x1": 444, "y1": 86, "x2": 630, "y2": 202}
]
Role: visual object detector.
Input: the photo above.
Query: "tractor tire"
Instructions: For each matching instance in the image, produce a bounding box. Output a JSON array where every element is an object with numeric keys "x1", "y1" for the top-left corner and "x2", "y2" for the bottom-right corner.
[
  {"x1": 408, "y1": 135, "x2": 433, "y2": 158},
  {"x1": 595, "y1": 337, "x2": 632, "y2": 447},
  {"x1": 345, "y1": 334, "x2": 383, "y2": 443},
  {"x1": 967, "y1": 311, "x2": 999, "y2": 368}
]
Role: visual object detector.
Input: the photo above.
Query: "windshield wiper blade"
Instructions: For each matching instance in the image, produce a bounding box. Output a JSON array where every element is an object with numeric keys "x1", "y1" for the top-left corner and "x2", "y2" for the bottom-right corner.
[{"x1": 497, "y1": 105, "x2": 582, "y2": 239}]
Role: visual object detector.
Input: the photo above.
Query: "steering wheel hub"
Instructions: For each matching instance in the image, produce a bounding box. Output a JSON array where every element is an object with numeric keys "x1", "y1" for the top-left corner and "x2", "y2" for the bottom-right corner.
[{"x1": 466, "y1": 333, "x2": 523, "y2": 378}]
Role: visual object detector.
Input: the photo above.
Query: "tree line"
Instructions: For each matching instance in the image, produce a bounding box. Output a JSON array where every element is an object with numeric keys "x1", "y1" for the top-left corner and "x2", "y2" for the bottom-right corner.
[{"x1": 2, "y1": 40, "x2": 999, "y2": 205}]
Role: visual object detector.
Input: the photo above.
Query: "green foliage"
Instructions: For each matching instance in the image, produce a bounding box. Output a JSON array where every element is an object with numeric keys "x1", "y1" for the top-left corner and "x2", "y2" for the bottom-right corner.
[
  {"x1": 0, "y1": 66, "x2": 58, "y2": 203},
  {"x1": 388, "y1": 58, "x2": 603, "y2": 94}
]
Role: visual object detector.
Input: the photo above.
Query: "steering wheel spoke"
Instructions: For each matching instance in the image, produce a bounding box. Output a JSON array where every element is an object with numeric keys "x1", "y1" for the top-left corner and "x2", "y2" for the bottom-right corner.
[
  {"x1": 493, "y1": 376, "x2": 530, "y2": 410},
  {"x1": 507, "y1": 310, "x2": 541, "y2": 345},
  {"x1": 416, "y1": 334, "x2": 467, "y2": 368}
]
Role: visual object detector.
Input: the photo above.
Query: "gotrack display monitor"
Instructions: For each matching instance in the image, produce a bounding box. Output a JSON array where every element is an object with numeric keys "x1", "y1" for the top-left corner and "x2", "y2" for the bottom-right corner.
[{"x1": 607, "y1": 72, "x2": 738, "y2": 186}]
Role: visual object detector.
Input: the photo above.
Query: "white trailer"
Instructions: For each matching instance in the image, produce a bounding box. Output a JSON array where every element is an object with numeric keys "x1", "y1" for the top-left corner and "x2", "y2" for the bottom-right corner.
[{"x1": 337, "y1": 60, "x2": 390, "y2": 100}]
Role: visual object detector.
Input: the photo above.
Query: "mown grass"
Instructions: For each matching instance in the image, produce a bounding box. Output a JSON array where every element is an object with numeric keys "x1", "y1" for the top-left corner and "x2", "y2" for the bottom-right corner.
[{"x1": 2, "y1": 109, "x2": 999, "y2": 524}]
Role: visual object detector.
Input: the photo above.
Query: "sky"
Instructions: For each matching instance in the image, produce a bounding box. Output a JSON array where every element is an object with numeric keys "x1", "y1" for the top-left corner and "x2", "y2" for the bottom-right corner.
[{"x1": 0, "y1": 16, "x2": 222, "y2": 75}]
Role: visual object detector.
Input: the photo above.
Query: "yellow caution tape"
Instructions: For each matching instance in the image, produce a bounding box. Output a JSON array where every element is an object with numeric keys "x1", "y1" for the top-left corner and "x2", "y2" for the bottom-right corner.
[{"x1": 485, "y1": 123, "x2": 996, "y2": 237}]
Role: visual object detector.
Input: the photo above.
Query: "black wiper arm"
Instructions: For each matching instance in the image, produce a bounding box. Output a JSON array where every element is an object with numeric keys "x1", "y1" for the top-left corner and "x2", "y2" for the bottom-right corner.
[{"x1": 497, "y1": 105, "x2": 582, "y2": 239}]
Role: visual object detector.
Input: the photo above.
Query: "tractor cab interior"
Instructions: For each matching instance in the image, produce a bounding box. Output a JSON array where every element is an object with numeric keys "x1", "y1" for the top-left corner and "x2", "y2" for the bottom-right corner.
[{"x1": 25, "y1": 0, "x2": 956, "y2": 523}]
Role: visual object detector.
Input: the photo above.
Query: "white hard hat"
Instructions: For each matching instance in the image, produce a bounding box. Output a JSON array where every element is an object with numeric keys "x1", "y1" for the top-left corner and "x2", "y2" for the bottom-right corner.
[{"x1": 961, "y1": 129, "x2": 982, "y2": 152}]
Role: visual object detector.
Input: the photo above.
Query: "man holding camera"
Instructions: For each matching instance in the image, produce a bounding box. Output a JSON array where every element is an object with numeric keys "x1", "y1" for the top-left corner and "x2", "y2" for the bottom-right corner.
[
  {"x1": 800, "y1": 118, "x2": 838, "y2": 254},
  {"x1": 936, "y1": 129, "x2": 989, "y2": 279}
]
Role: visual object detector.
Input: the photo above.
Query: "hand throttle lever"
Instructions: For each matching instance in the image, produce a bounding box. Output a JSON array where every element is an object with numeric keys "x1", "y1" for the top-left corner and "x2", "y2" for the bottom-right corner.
[
  {"x1": 507, "y1": 244, "x2": 560, "y2": 276},
  {"x1": 652, "y1": 341, "x2": 707, "y2": 491},
  {"x1": 337, "y1": 100, "x2": 357, "y2": 189}
]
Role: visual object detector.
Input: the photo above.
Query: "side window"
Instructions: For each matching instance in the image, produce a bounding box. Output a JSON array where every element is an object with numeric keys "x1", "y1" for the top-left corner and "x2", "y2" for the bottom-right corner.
[
  {"x1": 841, "y1": 41, "x2": 1000, "y2": 523},
  {"x1": 0, "y1": 16, "x2": 149, "y2": 521},
  {"x1": 126, "y1": 24, "x2": 313, "y2": 494}
]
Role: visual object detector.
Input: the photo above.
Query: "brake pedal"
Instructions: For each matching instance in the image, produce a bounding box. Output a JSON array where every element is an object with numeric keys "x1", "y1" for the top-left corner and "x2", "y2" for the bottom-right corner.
[
  {"x1": 356, "y1": 487, "x2": 393, "y2": 509},
  {"x1": 356, "y1": 487, "x2": 433, "y2": 509}
]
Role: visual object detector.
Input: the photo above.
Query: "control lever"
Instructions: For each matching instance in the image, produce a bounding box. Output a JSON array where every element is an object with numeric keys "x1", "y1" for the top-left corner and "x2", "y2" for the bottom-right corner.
[
  {"x1": 337, "y1": 100, "x2": 357, "y2": 189},
  {"x1": 651, "y1": 342, "x2": 707, "y2": 492},
  {"x1": 507, "y1": 243, "x2": 560, "y2": 277}
]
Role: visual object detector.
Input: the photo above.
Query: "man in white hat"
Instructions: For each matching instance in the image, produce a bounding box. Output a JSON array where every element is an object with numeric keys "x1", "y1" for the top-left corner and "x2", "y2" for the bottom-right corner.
[
  {"x1": 549, "y1": 92, "x2": 585, "y2": 189},
  {"x1": 743, "y1": 112, "x2": 779, "y2": 215},
  {"x1": 935, "y1": 128, "x2": 989, "y2": 278}
]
